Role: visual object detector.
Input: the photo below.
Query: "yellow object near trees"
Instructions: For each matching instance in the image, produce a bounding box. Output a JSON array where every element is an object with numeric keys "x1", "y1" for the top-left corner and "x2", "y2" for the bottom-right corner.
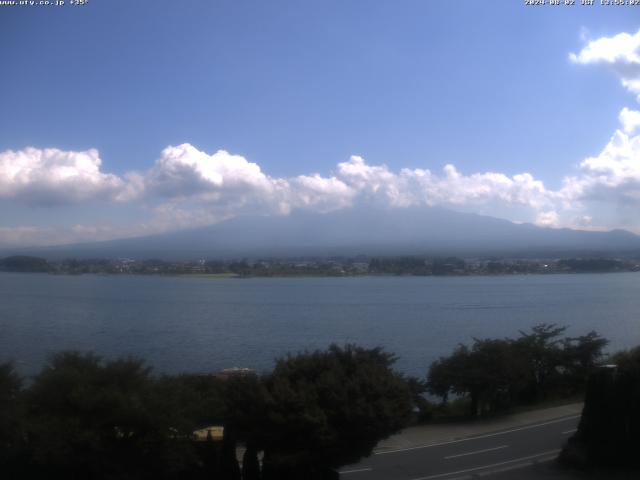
[{"x1": 193, "y1": 425, "x2": 224, "y2": 442}]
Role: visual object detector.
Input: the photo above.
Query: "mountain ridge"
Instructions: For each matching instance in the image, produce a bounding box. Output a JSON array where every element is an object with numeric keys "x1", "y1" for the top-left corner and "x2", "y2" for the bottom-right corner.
[{"x1": 5, "y1": 207, "x2": 640, "y2": 260}]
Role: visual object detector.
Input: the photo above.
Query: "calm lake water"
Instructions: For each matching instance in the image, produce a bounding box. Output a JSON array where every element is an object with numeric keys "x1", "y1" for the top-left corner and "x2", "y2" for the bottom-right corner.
[{"x1": 1, "y1": 271, "x2": 639, "y2": 378}]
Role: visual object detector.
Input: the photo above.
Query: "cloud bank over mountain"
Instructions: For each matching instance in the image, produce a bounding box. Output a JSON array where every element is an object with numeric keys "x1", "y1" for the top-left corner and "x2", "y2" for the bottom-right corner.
[
  {"x1": 2, "y1": 28, "x2": 640, "y2": 247},
  {"x1": 1, "y1": 112, "x2": 639, "y2": 246}
]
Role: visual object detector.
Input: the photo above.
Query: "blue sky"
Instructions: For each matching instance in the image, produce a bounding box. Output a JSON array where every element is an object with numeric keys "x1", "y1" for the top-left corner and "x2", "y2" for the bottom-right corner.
[{"x1": 1, "y1": 1, "x2": 640, "y2": 246}]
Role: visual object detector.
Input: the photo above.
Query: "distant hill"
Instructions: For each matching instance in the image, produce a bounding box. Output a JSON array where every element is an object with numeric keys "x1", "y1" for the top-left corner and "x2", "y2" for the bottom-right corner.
[{"x1": 6, "y1": 207, "x2": 640, "y2": 260}]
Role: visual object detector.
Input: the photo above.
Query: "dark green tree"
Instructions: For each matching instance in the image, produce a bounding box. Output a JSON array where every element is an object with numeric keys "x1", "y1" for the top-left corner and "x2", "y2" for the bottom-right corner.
[
  {"x1": 427, "y1": 339, "x2": 524, "y2": 416},
  {"x1": 24, "y1": 352, "x2": 199, "y2": 479},
  {"x1": 427, "y1": 344, "x2": 470, "y2": 404},
  {"x1": 427, "y1": 325, "x2": 604, "y2": 416},
  {"x1": 513, "y1": 323, "x2": 567, "y2": 401},
  {"x1": 0, "y1": 362, "x2": 24, "y2": 474},
  {"x1": 561, "y1": 331, "x2": 609, "y2": 394},
  {"x1": 404, "y1": 375, "x2": 431, "y2": 421},
  {"x1": 260, "y1": 344, "x2": 412, "y2": 478}
]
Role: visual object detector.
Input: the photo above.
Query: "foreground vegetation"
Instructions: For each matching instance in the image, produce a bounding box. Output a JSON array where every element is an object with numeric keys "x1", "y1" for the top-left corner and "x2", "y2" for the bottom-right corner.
[
  {"x1": 0, "y1": 325, "x2": 635, "y2": 479},
  {"x1": 0, "y1": 345, "x2": 413, "y2": 480},
  {"x1": 561, "y1": 346, "x2": 640, "y2": 470}
]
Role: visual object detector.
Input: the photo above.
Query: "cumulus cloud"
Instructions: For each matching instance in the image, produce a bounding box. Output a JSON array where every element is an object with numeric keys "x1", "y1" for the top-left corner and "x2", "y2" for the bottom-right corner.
[
  {"x1": 570, "y1": 29, "x2": 640, "y2": 101},
  {"x1": 561, "y1": 124, "x2": 640, "y2": 207},
  {"x1": 575, "y1": 215, "x2": 593, "y2": 228},
  {"x1": 138, "y1": 128, "x2": 640, "y2": 234},
  {"x1": 288, "y1": 173, "x2": 355, "y2": 212},
  {"x1": 143, "y1": 144, "x2": 358, "y2": 216},
  {"x1": 146, "y1": 144, "x2": 274, "y2": 198},
  {"x1": 407, "y1": 165, "x2": 552, "y2": 210},
  {"x1": 291, "y1": 156, "x2": 554, "y2": 213},
  {"x1": 139, "y1": 147, "x2": 556, "y2": 216},
  {"x1": 0, "y1": 147, "x2": 125, "y2": 206},
  {"x1": 557, "y1": 29, "x2": 640, "y2": 230},
  {"x1": 619, "y1": 107, "x2": 640, "y2": 135},
  {"x1": 0, "y1": 143, "x2": 565, "y2": 246},
  {"x1": 2, "y1": 119, "x2": 640, "y2": 246},
  {"x1": 535, "y1": 211, "x2": 559, "y2": 227},
  {"x1": 334, "y1": 156, "x2": 409, "y2": 206}
]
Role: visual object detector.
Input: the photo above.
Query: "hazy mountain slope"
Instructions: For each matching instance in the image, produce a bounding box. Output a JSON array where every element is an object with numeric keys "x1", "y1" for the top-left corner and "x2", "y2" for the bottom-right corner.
[{"x1": 9, "y1": 207, "x2": 640, "y2": 259}]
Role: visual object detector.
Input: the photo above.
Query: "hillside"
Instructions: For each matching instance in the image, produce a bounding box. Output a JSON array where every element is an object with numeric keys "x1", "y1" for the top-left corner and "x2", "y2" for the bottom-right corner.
[{"x1": 8, "y1": 207, "x2": 640, "y2": 260}]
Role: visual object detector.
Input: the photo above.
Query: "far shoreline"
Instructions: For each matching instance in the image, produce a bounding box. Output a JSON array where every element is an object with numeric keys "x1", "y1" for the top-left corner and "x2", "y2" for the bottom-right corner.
[{"x1": 2, "y1": 269, "x2": 639, "y2": 280}]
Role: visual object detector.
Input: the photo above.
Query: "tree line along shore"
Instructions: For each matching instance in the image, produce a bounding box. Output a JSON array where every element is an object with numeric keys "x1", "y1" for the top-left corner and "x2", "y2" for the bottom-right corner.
[
  {"x1": 1, "y1": 254, "x2": 640, "y2": 277},
  {"x1": 1, "y1": 323, "x2": 638, "y2": 479}
]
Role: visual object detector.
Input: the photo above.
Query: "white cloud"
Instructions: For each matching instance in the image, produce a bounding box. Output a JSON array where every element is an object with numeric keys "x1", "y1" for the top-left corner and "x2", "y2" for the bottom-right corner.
[
  {"x1": 326, "y1": 156, "x2": 554, "y2": 212},
  {"x1": 570, "y1": 29, "x2": 640, "y2": 101},
  {"x1": 0, "y1": 147, "x2": 125, "y2": 206},
  {"x1": 575, "y1": 215, "x2": 593, "y2": 228},
  {"x1": 0, "y1": 142, "x2": 595, "y2": 247},
  {"x1": 143, "y1": 144, "x2": 301, "y2": 218},
  {"x1": 535, "y1": 211, "x2": 559, "y2": 227},
  {"x1": 619, "y1": 107, "x2": 640, "y2": 134},
  {"x1": 288, "y1": 174, "x2": 355, "y2": 212},
  {"x1": 141, "y1": 147, "x2": 554, "y2": 217},
  {"x1": 0, "y1": 144, "x2": 564, "y2": 246},
  {"x1": 146, "y1": 144, "x2": 274, "y2": 199},
  {"x1": 561, "y1": 126, "x2": 640, "y2": 206},
  {"x1": 404, "y1": 165, "x2": 552, "y2": 210},
  {"x1": 334, "y1": 155, "x2": 411, "y2": 207}
]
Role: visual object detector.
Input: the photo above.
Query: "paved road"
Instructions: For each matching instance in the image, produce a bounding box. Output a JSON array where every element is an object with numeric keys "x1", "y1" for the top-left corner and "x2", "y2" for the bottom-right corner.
[{"x1": 339, "y1": 414, "x2": 580, "y2": 480}]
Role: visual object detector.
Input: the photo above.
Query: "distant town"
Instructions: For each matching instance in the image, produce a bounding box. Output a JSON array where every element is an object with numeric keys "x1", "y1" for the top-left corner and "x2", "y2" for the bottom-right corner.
[{"x1": 1, "y1": 254, "x2": 639, "y2": 277}]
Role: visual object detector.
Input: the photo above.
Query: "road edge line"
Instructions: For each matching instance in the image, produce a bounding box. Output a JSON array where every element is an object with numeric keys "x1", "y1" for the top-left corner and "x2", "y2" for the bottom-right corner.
[{"x1": 375, "y1": 415, "x2": 579, "y2": 455}]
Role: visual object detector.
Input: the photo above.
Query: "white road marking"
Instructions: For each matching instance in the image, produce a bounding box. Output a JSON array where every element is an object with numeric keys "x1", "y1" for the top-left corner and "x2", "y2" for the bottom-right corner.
[
  {"x1": 473, "y1": 454, "x2": 558, "y2": 478},
  {"x1": 444, "y1": 445, "x2": 508, "y2": 460},
  {"x1": 409, "y1": 449, "x2": 561, "y2": 480},
  {"x1": 339, "y1": 467, "x2": 373, "y2": 474},
  {"x1": 562, "y1": 428, "x2": 577, "y2": 435},
  {"x1": 375, "y1": 415, "x2": 579, "y2": 455}
]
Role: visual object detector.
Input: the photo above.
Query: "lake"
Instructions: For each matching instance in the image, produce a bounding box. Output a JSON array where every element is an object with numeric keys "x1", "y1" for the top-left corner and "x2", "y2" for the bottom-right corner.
[{"x1": 1, "y1": 271, "x2": 639, "y2": 378}]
